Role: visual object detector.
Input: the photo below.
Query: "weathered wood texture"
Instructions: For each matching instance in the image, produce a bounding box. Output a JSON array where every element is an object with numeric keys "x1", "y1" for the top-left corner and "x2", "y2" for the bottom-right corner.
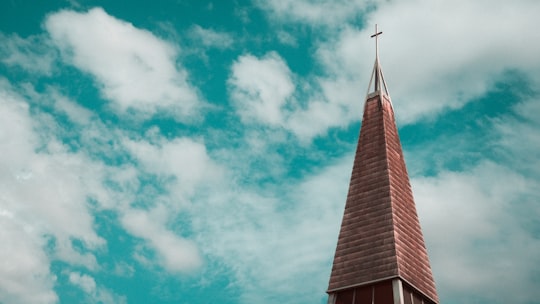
[{"x1": 328, "y1": 94, "x2": 438, "y2": 303}]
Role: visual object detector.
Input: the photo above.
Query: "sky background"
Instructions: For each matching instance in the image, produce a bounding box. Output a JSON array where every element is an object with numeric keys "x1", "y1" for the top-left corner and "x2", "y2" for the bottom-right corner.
[{"x1": 1, "y1": 0, "x2": 539, "y2": 303}]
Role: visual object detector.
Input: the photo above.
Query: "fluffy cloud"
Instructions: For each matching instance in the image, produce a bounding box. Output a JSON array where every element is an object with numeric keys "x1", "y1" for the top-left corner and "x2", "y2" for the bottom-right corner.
[
  {"x1": 317, "y1": 0, "x2": 540, "y2": 124},
  {"x1": 0, "y1": 83, "x2": 108, "y2": 252},
  {"x1": 124, "y1": 135, "x2": 223, "y2": 199},
  {"x1": 413, "y1": 161, "x2": 540, "y2": 302},
  {"x1": 248, "y1": 0, "x2": 540, "y2": 142},
  {"x1": 120, "y1": 135, "x2": 226, "y2": 272},
  {"x1": 372, "y1": 0, "x2": 540, "y2": 122},
  {"x1": 229, "y1": 52, "x2": 354, "y2": 140},
  {"x1": 189, "y1": 155, "x2": 352, "y2": 302},
  {"x1": 408, "y1": 94, "x2": 540, "y2": 302},
  {"x1": 0, "y1": 215, "x2": 57, "y2": 304},
  {"x1": 45, "y1": 8, "x2": 201, "y2": 119},
  {"x1": 0, "y1": 80, "x2": 110, "y2": 302},
  {"x1": 229, "y1": 52, "x2": 295, "y2": 126},
  {"x1": 0, "y1": 77, "x2": 212, "y2": 301},
  {"x1": 2, "y1": 2, "x2": 539, "y2": 304},
  {"x1": 69, "y1": 272, "x2": 96, "y2": 294}
]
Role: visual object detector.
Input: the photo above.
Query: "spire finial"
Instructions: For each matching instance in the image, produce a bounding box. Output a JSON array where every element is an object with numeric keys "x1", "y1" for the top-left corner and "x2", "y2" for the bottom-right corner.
[
  {"x1": 370, "y1": 24, "x2": 383, "y2": 62},
  {"x1": 366, "y1": 24, "x2": 390, "y2": 100}
]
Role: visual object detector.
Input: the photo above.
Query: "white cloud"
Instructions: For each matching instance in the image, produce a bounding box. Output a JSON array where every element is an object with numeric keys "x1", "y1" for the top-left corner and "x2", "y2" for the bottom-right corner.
[
  {"x1": 373, "y1": 0, "x2": 540, "y2": 122},
  {"x1": 0, "y1": 80, "x2": 112, "y2": 302},
  {"x1": 413, "y1": 161, "x2": 540, "y2": 302},
  {"x1": 2, "y1": 145, "x2": 107, "y2": 268},
  {"x1": 0, "y1": 33, "x2": 56, "y2": 75},
  {"x1": 120, "y1": 206, "x2": 202, "y2": 273},
  {"x1": 494, "y1": 97, "x2": 540, "y2": 176},
  {"x1": 407, "y1": 95, "x2": 540, "y2": 303},
  {"x1": 0, "y1": 75, "x2": 216, "y2": 300},
  {"x1": 124, "y1": 135, "x2": 223, "y2": 199},
  {"x1": 119, "y1": 135, "x2": 227, "y2": 273},
  {"x1": 286, "y1": 96, "x2": 352, "y2": 140},
  {"x1": 113, "y1": 261, "x2": 135, "y2": 277},
  {"x1": 2, "y1": 3, "x2": 538, "y2": 304},
  {"x1": 229, "y1": 52, "x2": 295, "y2": 126},
  {"x1": 190, "y1": 156, "x2": 352, "y2": 302},
  {"x1": 0, "y1": 216, "x2": 57, "y2": 304},
  {"x1": 256, "y1": 0, "x2": 374, "y2": 27},
  {"x1": 45, "y1": 8, "x2": 201, "y2": 119},
  {"x1": 0, "y1": 83, "x2": 106, "y2": 252},
  {"x1": 248, "y1": 0, "x2": 540, "y2": 142},
  {"x1": 276, "y1": 30, "x2": 298, "y2": 47},
  {"x1": 0, "y1": 77, "x2": 212, "y2": 300},
  {"x1": 69, "y1": 272, "x2": 97, "y2": 294},
  {"x1": 69, "y1": 272, "x2": 127, "y2": 304},
  {"x1": 188, "y1": 25, "x2": 234, "y2": 49},
  {"x1": 229, "y1": 52, "x2": 352, "y2": 140},
  {"x1": 53, "y1": 93, "x2": 94, "y2": 125},
  {"x1": 316, "y1": 0, "x2": 540, "y2": 124},
  {"x1": 225, "y1": 27, "x2": 540, "y2": 301},
  {"x1": 92, "y1": 287, "x2": 127, "y2": 304}
]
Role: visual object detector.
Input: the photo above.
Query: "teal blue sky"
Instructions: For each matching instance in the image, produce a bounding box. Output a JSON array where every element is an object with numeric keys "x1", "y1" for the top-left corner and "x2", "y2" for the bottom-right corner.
[{"x1": 1, "y1": 1, "x2": 540, "y2": 303}]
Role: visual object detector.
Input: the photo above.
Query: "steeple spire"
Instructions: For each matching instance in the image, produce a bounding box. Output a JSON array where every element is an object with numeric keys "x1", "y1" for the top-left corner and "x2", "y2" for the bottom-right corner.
[
  {"x1": 367, "y1": 24, "x2": 390, "y2": 99},
  {"x1": 326, "y1": 25, "x2": 438, "y2": 304}
]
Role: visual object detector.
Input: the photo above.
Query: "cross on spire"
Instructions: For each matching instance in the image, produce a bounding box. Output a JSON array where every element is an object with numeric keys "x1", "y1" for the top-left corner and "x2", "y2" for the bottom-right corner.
[
  {"x1": 370, "y1": 24, "x2": 383, "y2": 62},
  {"x1": 366, "y1": 24, "x2": 390, "y2": 99}
]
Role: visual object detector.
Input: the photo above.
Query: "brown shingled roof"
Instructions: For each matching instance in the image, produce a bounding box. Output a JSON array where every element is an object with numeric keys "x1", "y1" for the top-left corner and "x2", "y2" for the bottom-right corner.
[{"x1": 327, "y1": 93, "x2": 438, "y2": 303}]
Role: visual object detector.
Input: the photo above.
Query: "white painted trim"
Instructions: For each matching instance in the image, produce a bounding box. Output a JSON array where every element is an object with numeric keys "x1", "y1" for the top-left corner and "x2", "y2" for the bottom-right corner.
[
  {"x1": 399, "y1": 277, "x2": 438, "y2": 304},
  {"x1": 392, "y1": 278, "x2": 404, "y2": 304}
]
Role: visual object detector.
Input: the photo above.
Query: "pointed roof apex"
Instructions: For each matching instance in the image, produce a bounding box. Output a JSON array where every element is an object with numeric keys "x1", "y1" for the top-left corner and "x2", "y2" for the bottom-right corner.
[{"x1": 367, "y1": 24, "x2": 391, "y2": 100}]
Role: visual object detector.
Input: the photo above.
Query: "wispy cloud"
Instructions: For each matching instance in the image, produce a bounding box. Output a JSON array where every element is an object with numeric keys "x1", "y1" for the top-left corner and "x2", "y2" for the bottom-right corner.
[
  {"x1": 0, "y1": 76, "x2": 210, "y2": 302},
  {"x1": 120, "y1": 206, "x2": 202, "y2": 273},
  {"x1": 189, "y1": 155, "x2": 351, "y2": 302},
  {"x1": 1, "y1": 2, "x2": 539, "y2": 303},
  {"x1": 0, "y1": 33, "x2": 56, "y2": 76},
  {"x1": 256, "y1": 0, "x2": 373, "y2": 27},
  {"x1": 317, "y1": 0, "x2": 540, "y2": 124},
  {"x1": 405, "y1": 89, "x2": 540, "y2": 302},
  {"x1": 414, "y1": 161, "x2": 540, "y2": 302},
  {"x1": 45, "y1": 8, "x2": 202, "y2": 120},
  {"x1": 229, "y1": 52, "x2": 294, "y2": 127},
  {"x1": 68, "y1": 271, "x2": 127, "y2": 304},
  {"x1": 188, "y1": 25, "x2": 234, "y2": 49},
  {"x1": 255, "y1": 0, "x2": 540, "y2": 131},
  {"x1": 229, "y1": 52, "x2": 357, "y2": 141},
  {"x1": 0, "y1": 80, "x2": 107, "y2": 303}
]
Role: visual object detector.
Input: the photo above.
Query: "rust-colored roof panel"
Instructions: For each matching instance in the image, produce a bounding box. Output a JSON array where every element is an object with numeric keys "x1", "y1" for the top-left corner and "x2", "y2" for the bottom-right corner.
[{"x1": 327, "y1": 94, "x2": 438, "y2": 302}]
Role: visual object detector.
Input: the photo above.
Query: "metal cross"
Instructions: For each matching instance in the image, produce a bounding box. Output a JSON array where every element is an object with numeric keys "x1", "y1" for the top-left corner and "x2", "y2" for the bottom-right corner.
[{"x1": 370, "y1": 24, "x2": 383, "y2": 60}]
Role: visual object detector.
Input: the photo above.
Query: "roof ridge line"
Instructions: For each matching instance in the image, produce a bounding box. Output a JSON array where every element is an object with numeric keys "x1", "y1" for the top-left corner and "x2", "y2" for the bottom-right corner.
[{"x1": 378, "y1": 94, "x2": 401, "y2": 280}]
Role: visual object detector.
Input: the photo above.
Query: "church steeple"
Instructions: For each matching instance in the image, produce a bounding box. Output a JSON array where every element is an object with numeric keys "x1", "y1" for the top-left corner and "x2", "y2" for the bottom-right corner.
[{"x1": 326, "y1": 25, "x2": 439, "y2": 304}]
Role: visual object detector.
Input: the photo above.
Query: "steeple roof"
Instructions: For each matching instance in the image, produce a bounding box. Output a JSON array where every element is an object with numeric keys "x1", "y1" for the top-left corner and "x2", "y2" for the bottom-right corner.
[{"x1": 327, "y1": 26, "x2": 438, "y2": 303}]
